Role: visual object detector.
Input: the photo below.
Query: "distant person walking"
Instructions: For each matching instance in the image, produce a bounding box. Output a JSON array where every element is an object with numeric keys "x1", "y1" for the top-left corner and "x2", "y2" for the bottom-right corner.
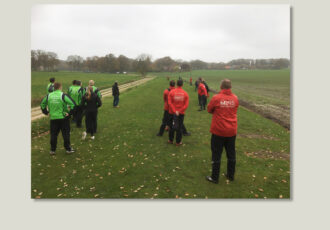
[
  {"x1": 112, "y1": 81, "x2": 120, "y2": 108},
  {"x1": 81, "y1": 86, "x2": 102, "y2": 140},
  {"x1": 86, "y1": 80, "x2": 101, "y2": 132},
  {"x1": 157, "y1": 80, "x2": 175, "y2": 136},
  {"x1": 190, "y1": 77, "x2": 192, "y2": 86},
  {"x1": 168, "y1": 79, "x2": 189, "y2": 146},
  {"x1": 47, "y1": 77, "x2": 55, "y2": 93},
  {"x1": 205, "y1": 79, "x2": 239, "y2": 184},
  {"x1": 198, "y1": 78, "x2": 208, "y2": 111},
  {"x1": 40, "y1": 82, "x2": 76, "y2": 155}
]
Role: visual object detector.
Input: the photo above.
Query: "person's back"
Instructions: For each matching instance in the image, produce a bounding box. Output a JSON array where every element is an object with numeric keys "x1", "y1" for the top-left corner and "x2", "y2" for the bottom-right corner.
[
  {"x1": 47, "y1": 77, "x2": 55, "y2": 93},
  {"x1": 168, "y1": 86, "x2": 189, "y2": 115},
  {"x1": 69, "y1": 85, "x2": 83, "y2": 106},
  {"x1": 198, "y1": 82, "x2": 207, "y2": 96},
  {"x1": 208, "y1": 89, "x2": 239, "y2": 137},
  {"x1": 82, "y1": 92, "x2": 102, "y2": 112},
  {"x1": 43, "y1": 90, "x2": 75, "y2": 120}
]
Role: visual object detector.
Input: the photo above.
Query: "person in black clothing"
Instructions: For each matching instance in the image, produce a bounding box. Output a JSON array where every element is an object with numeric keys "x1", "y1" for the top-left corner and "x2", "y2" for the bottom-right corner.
[
  {"x1": 75, "y1": 80, "x2": 84, "y2": 128},
  {"x1": 81, "y1": 86, "x2": 102, "y2": 140},
  {"x1": 194, "y1": 80, "x2": 199, "y2": 92},
  {"x1": 112, "y1": 81, "x2": 120, "y2": 108},
  {"x1": 203, "y1": 79, "x2": 210, "y2": 105}
]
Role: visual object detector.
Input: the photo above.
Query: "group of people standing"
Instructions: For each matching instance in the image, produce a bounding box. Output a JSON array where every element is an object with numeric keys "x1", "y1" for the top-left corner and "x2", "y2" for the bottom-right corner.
[
  {"x1": 158, "y1": 77, "x2": 239, "y2": 183},
  {"x1": 42, "y1": 75, "x2": 239, "y2": 185},
  {"x1": 41, "y1": 77, "x2": 120, "y2": 154}
]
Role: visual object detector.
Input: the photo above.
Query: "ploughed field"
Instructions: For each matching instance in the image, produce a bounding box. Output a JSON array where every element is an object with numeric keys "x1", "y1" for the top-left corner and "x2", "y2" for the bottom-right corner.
[
  {"x1": 155, "y1": 69, "x2": 290, "y2": 129},
  {"x1": 31, "y1": 75, "x2": 290, "y2": 199},
  {"x1": 31, "y1": 71, "x2": 142, "y2": 107}
]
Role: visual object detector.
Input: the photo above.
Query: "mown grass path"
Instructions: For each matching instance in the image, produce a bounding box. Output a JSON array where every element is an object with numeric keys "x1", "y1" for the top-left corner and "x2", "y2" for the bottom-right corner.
[{"x1": 31, "y1": 77, "x2": 290, "y2": 199}]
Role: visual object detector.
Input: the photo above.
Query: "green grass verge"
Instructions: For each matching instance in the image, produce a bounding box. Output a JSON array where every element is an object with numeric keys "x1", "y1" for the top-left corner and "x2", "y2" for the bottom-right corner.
[{"x1": 31, "y1": 77, "x2": 290, "y2": 199}]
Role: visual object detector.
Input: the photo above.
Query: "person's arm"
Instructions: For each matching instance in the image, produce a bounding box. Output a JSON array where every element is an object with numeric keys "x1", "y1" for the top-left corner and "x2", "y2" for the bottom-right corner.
[
  {"x1": 63, "y1": 94, "x2": 76, "y2": 115},
  {"x1": 163, "y1": 90, "x2": 167, "y2": 103},
  {"x1": 207, "y1": 96, "x2": 216, "y2": 114},
  {"x1": 40, "y1": 95, "x2": 49, "y2": 115},
  {"x1": 168, "y1": 92, "x2": 176, "y2": 114},
  {"x1": 97, "y1": 95, "x2": 102, "y2": 108},
  {"x1": 182, "y1": 92, "x2": 189, "y2": 113}
]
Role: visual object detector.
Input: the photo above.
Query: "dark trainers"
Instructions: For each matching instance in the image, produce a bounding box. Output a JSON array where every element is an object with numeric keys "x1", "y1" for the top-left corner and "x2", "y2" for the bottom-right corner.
[
  {"x1": 205, "y1": 176, "x2": 219, "y2": 184},
  {"x1": 50, "y1": 151, "x2": 56, "y2": 155},
  {"x1": 66, "y1": 148, "x2": 75, "y2": 154},
  {"x1": 183, "y1": 132, "x2": 191, "y2": 136},
  {"x1": 225, "y1": 174, "x2": 234, "y2": 181}
]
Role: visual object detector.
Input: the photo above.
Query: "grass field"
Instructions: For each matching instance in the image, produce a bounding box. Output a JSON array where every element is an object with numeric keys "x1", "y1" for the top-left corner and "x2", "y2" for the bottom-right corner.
[
  {"x1": 31, "y1": 71, "x2": 142, "y2": 107},
  {"x1": 31, "y1": 75, "x2": 290, "y2": 199},
  {"x1": 154, "y1": 69, "x2": 290, "y2": 128}
]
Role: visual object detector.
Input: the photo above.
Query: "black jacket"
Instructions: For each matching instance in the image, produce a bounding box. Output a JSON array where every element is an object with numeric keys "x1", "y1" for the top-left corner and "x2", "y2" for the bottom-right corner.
[
  {"x1": 203, "y1": 81, "x2": 210, "y2": 92},
  {"x1": 112, "y1": 83, "x2": 119, "y2": 96},
  {"x1": 81, "y1": 92, "x2": 102, "y2": 112}
]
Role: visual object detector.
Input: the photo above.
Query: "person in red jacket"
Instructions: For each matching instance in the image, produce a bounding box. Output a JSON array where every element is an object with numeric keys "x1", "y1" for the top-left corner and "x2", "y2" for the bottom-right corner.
[
  {"x1": 157, "y1": 80, "x2": 176, "y2": 136},
  {"x1": 189, "y1": 77, "x2": 192, "y2": 86},
  {"x1": 168, "y1": 79, "x2": 189, "y2": 146},
  {"x1": 198, "y1": 78, "x2": 208, "y2": 111},
  {"x1": 205, "y1": 79, "x2": 239, "y2": 184}
]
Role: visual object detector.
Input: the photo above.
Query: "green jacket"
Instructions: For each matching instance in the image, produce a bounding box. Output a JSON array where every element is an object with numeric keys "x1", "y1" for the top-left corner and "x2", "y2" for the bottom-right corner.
[
  {"x1": 47, "y1": 83, "x2": 54, "y2": 93},
  {"x1": 85, "y1": 86, "x2": 102, "y2": 98},
  {"x1": 40, "y1": 90, "x2": 76, "y2": 120},
  {"x1": 68, "y1": 85, "x2": 84, "y2": 105}
]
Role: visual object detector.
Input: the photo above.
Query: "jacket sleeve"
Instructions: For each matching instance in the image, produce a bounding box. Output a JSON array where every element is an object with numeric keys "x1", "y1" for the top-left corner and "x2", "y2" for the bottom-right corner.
[
  {"x1": 40, "y1": 95, "x2": 49, "y2": 115},
  {"x1": 63, "y1": 94, "x2": 76, "y2": 110},
  {"x1": 163, "y1": 90, "x2": 167, "y2": 103},
  {"x1": 181, "y1": 92, "x2": 189, "y2": 113},
  {"x1": 97, "y1": 95, "x2": 102, "y2": 108},
  {"x1": 207, "y1": 96, "x2": 216, "y2": 114},
  {"x1": 168, "y1": 91, "x2": 176, "y2": 113}
]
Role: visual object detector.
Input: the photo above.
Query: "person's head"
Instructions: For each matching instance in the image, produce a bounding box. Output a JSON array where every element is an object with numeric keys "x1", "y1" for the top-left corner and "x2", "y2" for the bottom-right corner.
[
  {"x1": 177, "y1": 79, "x2": 183, "y2": 87},
  {"x1": 169, "y1": 80, "x2": 175, "y2": 87},
  {"x1": 49, "y1": 77, "x2": 55, "y2": 83},
  {"x1": 75, "y1": 80, "x2": 81, "y2": 86},
  {"x1": 198, "y1": 77, "x2": 202, "y2": 81},
  {"x1": 220, "y1": 79, "x2": 232, "y2": 90},
  {"x1": 115, "y1": 81, "x2": 118, "y2": 86},
  {"x1": 89, "y1": 80, "x2": 94, "y2": 86},
  {"x1": 54, "y1": 82, "x2": 62, "y2": 91},
  {"x1": 72, "y1": 80, "x2": 77, "y2": 85}
]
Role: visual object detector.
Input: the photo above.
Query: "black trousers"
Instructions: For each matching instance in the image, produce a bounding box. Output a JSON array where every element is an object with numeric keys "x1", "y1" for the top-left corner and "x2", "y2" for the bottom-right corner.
[
  {"x1": 200, "y1": 95, "x2": 207, "y2": 110},
  {"x1": 169, "y1": 114, "x2": 184, "y2": 143},
  {"x1": 85, "y1": 111, "x2": 98, "y2": 136},
  {"x1": 75, "y1": 106, "x2": 83, "y2": 128},
  {"x1": 198, "y1": 94, "x2": 201, "y2": 106},
  {"x1": 211, "y1": 134, "x2": 236, "y2": 181},
  {"x1": 158, "y1": 110, "x2": 170, "y2": 135},
  {"x1": 50, "y1": 118, "x2": 71, "y2": 151}
]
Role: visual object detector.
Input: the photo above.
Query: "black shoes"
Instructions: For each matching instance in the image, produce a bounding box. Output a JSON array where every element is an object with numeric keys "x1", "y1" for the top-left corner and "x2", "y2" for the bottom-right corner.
[
  {"x1": 183, "y1": 132, "x2": 191, "y2": 136},
  {"x1": 66, "y1": 148, "x2": 75, "y2": 154},
  {"x1": 205, "y1": 176, "x2": 219, "y2": 184},
  {"x1": 156, "y1": 133, "x2": 162, "y2": 137},
  {"x1": 225, "y1": 174, "x2": 234, "y2": 181}
]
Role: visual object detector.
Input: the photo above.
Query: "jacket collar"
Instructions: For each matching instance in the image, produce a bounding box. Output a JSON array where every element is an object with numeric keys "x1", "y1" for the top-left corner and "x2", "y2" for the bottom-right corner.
[
  {"x1": 220, "y1": 89, "x2": 232, "y2": 95},
  {"x1": 169, "y1": 86, "x2": 175, "y2": 90}
]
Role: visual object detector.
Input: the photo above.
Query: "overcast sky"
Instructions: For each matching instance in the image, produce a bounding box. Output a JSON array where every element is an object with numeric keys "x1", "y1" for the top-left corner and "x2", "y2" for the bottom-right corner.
[{"x1": 31, "y1": 5, "x2": 290, "y2": 62}]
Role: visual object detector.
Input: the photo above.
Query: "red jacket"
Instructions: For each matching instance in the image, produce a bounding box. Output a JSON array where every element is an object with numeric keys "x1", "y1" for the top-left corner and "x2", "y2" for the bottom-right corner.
[
  {"x1": 168, "y1": 86, "x2": 189, "y2": 115},
  {"x1": 163, "y1": 86, "x2": 175, "y2": 111},
  {"x1": 198, "y1": 83, "x2": 207, "y2": 96},
  {"x1": 207, "y1": 89, "x2": 239, "y2": 137}
]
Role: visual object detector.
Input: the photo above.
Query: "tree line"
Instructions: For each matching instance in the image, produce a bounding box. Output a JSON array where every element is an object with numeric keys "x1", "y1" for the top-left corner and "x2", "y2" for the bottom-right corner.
[{"x1": 31, "y1": 49, "x2": 290, "y2": 75}]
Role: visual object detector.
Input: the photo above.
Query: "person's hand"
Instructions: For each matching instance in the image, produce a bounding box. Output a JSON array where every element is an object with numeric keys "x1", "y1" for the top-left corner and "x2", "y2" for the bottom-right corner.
[
  {"x1": 65, "y1": 113, "x2": 69, "y2": 117},
  {"x1": 175, "y1": 111, "x2": 179, "y2": 116}
]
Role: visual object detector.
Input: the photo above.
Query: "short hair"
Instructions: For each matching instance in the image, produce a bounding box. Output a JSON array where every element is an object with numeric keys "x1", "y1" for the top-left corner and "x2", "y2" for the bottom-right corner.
[
  {"x1": 177, "y1": 79, "x2": 183, "y2": 87},
  {"x1": 89, "y1": 80, "x2": 94, "y2": 86},
  {"x1": 198, "y1": 77, "x2": 202, "y2": 81},
  {"x1": 75, "y1": 80, "x2": 81, "y2": 86},
  {"x1": 169, "y1": 80, "x2": 175, "y2": 87},
  {"x1": 72, "y1": 80, "x2": 77, "y2": 85},
  {"x1": 54, "y1": 82, "x2": 62, "y2": 90},
  {"x1": 221, "y1": 79, "x2": 232, "y2": 89},
  {"x1": 49, "y1": 77, "x2": 55, "y2": 83}
]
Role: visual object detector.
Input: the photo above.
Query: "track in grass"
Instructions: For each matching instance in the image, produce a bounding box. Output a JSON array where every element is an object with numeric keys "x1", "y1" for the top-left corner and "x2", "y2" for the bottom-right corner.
[{"x1": 31, "y1": 77, "x2": 290, "y2": 199}]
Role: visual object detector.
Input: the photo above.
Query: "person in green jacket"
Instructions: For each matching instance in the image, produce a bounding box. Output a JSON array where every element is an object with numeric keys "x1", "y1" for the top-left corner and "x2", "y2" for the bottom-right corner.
[
  {"x1": 40, "y1": 82, "x2": 76, "y2": 155},
  {"x1": 86, "y1": 80, "x2": 102, "y2": 99},
  {"x1": 68, "y1": 80, "x2": 84, "y2": 127},
  {"x1": 47, "y1": 77, "x2": 55, "y2": 93}
]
